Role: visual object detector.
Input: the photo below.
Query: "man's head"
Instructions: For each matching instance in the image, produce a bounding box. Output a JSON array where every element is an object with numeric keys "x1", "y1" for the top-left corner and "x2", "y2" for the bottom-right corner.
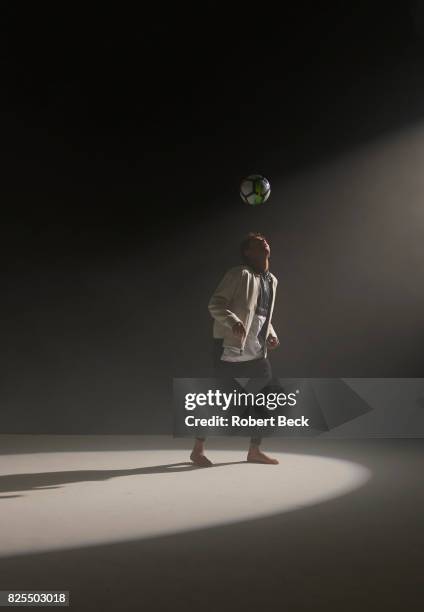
[{"x1": 240, "y1": 232, "x2": 270, "y2": 267}]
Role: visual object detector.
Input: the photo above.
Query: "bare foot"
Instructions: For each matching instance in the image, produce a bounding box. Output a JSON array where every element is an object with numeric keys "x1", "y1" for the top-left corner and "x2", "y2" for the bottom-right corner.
[
  {"x1": 247, "y1": 448, "x2": 279, "y2": 465},
  {"x1": 190, "y1": 451, "x2": 213, "y2": 467}
]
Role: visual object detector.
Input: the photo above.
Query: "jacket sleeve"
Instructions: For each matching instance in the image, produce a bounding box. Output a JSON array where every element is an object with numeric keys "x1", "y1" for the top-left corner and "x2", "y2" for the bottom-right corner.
[
  {"x1": 268, "y1": 322, "x2": 278, "y2": 340},
  {"x1": 208, "y1": 268, "x2": 244, "y2": 330}
]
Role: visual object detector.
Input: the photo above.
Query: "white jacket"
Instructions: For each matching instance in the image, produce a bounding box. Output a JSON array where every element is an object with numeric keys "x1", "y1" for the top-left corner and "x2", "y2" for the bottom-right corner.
[{"x1": 208, "y1": 265, "x2": 278, "y2": 358}]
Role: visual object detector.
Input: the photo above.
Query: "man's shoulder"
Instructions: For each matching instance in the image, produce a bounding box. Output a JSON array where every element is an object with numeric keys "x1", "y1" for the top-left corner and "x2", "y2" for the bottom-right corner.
[
  {"x1": 224, "y1": 265, "x2": 256, "y2": 282},
  {"x1": 225, "y1": 265, "x2": 250, "y2": 277},
  {"x1": 270, "y1": 271, "x2": 278, "y2": 284}
]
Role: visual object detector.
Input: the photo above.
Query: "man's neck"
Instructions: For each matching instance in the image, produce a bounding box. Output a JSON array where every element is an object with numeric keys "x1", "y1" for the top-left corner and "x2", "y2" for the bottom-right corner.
[{"x1": 250, "y1": 258, "x2": 269, "y2": 274}]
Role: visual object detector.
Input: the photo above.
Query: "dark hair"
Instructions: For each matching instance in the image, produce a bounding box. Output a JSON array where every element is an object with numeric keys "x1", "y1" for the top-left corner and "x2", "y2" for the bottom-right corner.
[{"x1": 240, "y1": 232, "x2": 266, "y2": 264}]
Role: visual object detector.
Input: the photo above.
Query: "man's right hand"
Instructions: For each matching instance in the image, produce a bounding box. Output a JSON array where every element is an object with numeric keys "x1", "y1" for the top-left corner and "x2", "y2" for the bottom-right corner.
[{"x1": 232, "y1": 321, "x2": 246, "y2": 338}]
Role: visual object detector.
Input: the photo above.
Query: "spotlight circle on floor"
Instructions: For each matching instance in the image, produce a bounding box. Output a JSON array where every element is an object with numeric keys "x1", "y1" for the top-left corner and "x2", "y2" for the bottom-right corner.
[{"x1": 0, "y1": 449, "x2": 371, "y2": 557}]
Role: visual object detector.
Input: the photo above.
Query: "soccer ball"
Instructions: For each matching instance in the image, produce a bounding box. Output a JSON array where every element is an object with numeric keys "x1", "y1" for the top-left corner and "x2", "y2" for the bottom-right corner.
[{"x1": 240, "y1": 174, "x2": 271, "y2": 206}]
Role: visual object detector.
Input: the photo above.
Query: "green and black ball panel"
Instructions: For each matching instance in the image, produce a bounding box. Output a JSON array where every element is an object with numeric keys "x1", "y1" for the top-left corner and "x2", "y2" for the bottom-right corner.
[{"x1": 240, "y1": 174, "x2": 271, "y2": 205}]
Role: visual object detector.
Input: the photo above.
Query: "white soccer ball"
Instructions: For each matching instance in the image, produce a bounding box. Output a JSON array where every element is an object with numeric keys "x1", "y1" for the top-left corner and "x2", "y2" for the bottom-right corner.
[{"x1": 240, "y1": 174, "x2": 271, "y2": 206}]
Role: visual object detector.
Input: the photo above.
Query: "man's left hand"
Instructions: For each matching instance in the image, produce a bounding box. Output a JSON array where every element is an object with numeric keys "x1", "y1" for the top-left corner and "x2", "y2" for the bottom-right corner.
[{"x1": 266, "y1": 335, "x2": 280, "y2": 349}]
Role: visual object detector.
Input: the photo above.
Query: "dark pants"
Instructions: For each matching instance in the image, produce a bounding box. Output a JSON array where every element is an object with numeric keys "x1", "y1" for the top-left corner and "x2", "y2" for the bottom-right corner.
[{"x1": 196, "y1": 339, "x2": 273, "y2": 446}]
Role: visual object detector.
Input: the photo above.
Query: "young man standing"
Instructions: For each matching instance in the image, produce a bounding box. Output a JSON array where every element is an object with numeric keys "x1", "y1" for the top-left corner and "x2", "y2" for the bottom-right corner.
[{"x1": 190, "y1": 232, "x2": 280, "y2": 467}]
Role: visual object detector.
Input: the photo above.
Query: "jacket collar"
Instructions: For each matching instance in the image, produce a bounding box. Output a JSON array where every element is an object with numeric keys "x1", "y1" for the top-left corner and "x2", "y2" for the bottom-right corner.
[{"x1": 247, "y1": 264, "x2": 271, "y2": 279}]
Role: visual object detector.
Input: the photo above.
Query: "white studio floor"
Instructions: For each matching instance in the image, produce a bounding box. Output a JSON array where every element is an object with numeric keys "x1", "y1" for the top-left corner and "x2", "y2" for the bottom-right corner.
[{"x1": 0, "y1": 435, "x2": 423, "y2": 611}]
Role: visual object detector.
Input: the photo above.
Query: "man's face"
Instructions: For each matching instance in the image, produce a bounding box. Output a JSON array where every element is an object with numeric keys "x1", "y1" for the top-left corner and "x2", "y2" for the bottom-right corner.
[{"x1": 246, "y1": 236, "x2": 271, "y2": 260}]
